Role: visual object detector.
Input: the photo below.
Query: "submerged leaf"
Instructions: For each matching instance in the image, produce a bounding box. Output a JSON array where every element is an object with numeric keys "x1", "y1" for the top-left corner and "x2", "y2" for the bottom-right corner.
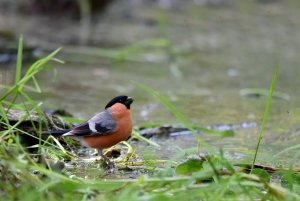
[
  {"x1": 175, "y1": 159, "x2": 203, "y2": 175},
  {"x1": 239, "y1": 88, "x2": 289, "y2": 101}
]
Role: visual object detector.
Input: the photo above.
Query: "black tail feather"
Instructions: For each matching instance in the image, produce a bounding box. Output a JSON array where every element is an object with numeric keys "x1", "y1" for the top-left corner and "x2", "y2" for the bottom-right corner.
[{"x1": 42, "y1": 129, "x2": 71, "y2": 136}]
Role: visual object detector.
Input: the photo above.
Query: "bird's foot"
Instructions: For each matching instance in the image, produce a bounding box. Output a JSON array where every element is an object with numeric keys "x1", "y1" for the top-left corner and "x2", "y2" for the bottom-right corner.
[
  {"x1": 106, "y1": 160, "x2": 115, "y2": 173},
  {"x1": 98, "y1": 149, "x2": 116, "y2": 173},
  {"x1": 101, "y1": 156, "x2": 115, "y2": 173}
]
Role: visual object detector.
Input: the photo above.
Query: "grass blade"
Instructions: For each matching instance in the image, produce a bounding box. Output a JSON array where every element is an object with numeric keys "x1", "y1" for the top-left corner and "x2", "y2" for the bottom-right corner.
[
  {"x1": 0, "y1": 103, "x2": 9, "y2": 126},
  {"x1": 132, "y1": 81, "x2": 222, "y2": 155},
  {"x1": 15, "y1": 35, "x2": 23, "y2": 85},
  {"x1": 0, "y1": 48, "x2": 61, "y2": 102},
  {"x1": 0, "y1": 102, "x2": 42, "y2": 138},
  {"x1": 32, "y1": 76, "x2": 42, "y2": 93},
  {"x1": 132, "y1": 129, "x2": 160, "y2": 147},
  {"x1": 251, "y1": 65, "x2": 278, "y2": 173},
  {"x1": 132, "y1": 80, "x2": 233, "y2": 137}
]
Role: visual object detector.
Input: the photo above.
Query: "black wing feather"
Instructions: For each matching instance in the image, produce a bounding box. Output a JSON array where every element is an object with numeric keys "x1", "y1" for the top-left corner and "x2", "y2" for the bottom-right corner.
[
  {"x1": 71, "y1": 122, "x2": 93, "y2": 136},
  {"x1": 95, "y1": 123, "x2": 112, "y2": 133}
]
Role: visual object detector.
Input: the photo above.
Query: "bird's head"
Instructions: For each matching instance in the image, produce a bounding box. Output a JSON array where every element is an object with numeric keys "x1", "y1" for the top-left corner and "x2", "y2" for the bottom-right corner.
[{"x1": 105, "y1": 95, "x2": 134, "y2": 110}]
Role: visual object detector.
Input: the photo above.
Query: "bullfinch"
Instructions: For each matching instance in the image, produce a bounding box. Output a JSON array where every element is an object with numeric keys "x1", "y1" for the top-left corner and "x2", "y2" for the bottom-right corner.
[{"x1": 42, "y1": 95, "x2": 134, "y2": 167}]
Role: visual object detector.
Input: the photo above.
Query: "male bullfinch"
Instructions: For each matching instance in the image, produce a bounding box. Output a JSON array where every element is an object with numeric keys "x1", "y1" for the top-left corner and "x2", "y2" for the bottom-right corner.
[{"x1": 42, "y1": 95, "x2": 134, "y2": 167}]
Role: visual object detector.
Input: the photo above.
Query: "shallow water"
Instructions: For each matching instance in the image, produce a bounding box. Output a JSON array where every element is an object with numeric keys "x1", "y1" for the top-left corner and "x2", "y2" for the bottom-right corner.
[{"x1": 1, "y1": 1, "x2": 300, "y2": 173}]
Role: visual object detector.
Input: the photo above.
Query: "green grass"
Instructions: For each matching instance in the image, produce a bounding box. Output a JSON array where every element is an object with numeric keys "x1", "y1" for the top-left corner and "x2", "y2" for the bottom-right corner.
[
  {"x1": 15, "y1": 35, "x2": 23, "y2": 85},
  {"x1": 251, "y1": 65, "x2": 278, "y2": 173},
  {"x1": 0, "y1": 39, "x2": 300, "y2": 201}
]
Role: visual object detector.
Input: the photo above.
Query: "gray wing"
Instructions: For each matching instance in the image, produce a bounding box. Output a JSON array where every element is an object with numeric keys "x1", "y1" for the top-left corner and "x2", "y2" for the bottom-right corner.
[{"x1": 63, "y1": 110, "x2": 116, "y2": 137}]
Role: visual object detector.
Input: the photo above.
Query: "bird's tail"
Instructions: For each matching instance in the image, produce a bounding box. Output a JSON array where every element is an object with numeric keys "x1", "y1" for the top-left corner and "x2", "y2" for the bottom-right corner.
[{"x1": 41, "y1": 129, "x2": 71, "y2": 136}]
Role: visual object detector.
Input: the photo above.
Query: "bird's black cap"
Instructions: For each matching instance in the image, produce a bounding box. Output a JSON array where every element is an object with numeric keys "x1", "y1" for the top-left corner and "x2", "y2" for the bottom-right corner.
[{"x1": 105, "y1": 95, "x2": 134, "y2": 109}]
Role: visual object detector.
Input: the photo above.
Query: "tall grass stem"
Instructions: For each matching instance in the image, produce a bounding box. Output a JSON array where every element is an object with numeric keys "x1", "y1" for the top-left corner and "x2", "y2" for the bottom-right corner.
[{"x1": 251, "y1": 65, "x2": 278, "y2": 173}]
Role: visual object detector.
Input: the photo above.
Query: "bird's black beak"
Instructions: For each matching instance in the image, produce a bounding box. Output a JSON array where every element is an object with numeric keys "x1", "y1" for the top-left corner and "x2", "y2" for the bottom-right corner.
[{"x1": 125, "y1": 97, "x2": 134, "y2": 109}]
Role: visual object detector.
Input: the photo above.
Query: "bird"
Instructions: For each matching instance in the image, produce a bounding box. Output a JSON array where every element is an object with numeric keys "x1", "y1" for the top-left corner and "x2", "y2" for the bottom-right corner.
[{"x1": 42, "y1": 95, "x2": 134, "y2": 168}]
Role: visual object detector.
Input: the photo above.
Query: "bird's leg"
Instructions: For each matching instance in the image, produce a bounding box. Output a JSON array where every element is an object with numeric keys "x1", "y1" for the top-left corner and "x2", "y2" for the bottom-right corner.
[{"x1": 98, "y1": 149, "x2": 115, "y2": 171}]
